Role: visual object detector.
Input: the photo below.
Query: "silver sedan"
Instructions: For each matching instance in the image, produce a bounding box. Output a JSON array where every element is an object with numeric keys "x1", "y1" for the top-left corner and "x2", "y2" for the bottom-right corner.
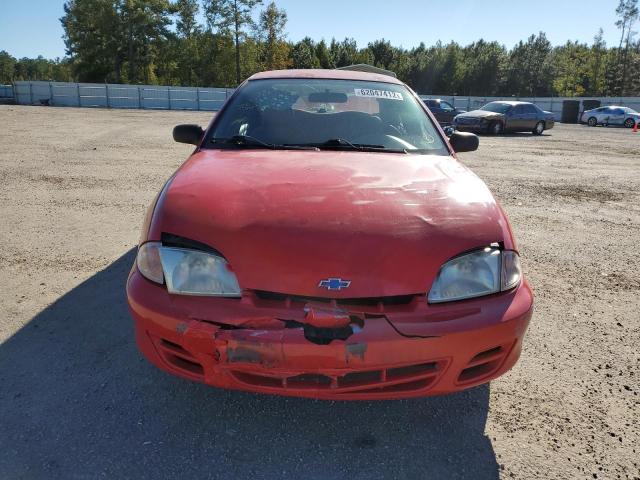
[{"x1": 581, "y1": 106, "x2": 640, "y2": 128}]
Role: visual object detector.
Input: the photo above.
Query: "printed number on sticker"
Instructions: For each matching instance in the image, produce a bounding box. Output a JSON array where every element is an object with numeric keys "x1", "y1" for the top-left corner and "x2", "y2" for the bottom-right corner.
[{"x1": 354, "y1": 88, "x2": 403, "y2": 101}]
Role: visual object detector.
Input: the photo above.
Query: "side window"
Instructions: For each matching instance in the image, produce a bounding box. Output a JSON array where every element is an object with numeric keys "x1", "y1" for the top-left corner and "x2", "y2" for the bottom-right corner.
[
  {"x1": 425, "y1": 100, "x2": 437, "y2": 108},
  {"x1": 440, "y1": 102, "x2": 454, "y2": 112},
  {"x1": 514, "y1": 105, "x2": 525, "y2": 114},
  {"x1": 612, "y1": 108, "x2": 625, "y2": 115}
]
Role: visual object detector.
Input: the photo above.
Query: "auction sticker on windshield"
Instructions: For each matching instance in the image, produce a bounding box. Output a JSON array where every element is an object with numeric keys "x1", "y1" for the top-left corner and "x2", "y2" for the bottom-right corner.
[{"x1": 354, "y1": 88, "x2": 403, "y2": 100}]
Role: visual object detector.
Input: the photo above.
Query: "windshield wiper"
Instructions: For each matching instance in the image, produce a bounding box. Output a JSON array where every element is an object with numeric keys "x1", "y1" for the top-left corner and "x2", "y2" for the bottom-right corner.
[
  {"x1": 314, "y1": 138, "x2": 407, "y2": 153},
  {"x1": 322, "y1": 138, "x2": 383, "y2": 150},
  {"x1": 212, "y1": 135, "x2": 318, "y2": 150}
]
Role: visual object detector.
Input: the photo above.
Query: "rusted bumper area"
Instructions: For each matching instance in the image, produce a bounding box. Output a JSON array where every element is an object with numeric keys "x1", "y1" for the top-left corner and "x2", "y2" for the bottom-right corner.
[{"x1": 127, "y1": 270, "x2": 533, "y2": 400}]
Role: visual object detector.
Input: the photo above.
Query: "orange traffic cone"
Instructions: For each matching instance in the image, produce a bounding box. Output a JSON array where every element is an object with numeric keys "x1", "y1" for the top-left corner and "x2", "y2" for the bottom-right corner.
[{"x1": 634, "y1": 121, "x2": 638, "y2": 133}]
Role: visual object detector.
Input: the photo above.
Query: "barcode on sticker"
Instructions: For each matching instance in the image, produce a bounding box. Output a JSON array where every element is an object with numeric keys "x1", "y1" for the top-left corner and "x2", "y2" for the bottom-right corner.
[{"x1": 354, "y1": 88, "x2": 403, "y2": 100}]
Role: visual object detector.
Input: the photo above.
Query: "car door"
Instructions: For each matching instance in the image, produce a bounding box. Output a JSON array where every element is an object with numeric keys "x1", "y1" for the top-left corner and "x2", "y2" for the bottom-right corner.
[
  {"x1": 592, "y1": 107, "x2": 603, "y2": 123},
  {"x1": 608, "y1": 108, "x2": 626, "y2": 125},
  {"x1": 598, "y1": 107, "x2": 614, "y2": 124},
  {"x1": 587, "y1": 107, "x2": 604, "y2": 123},
  {"x1": 438, "y1": 101, "x2": 456, "y2": 124},
  {"x1": 522, "y1": 104, "x2": 539, "y2": 129},
  {"x1": 423, "y1": 100, "x2": 442, "y2": 123},
  {"x1": 508, "y1": 104, "x2": 526, "y2": 131}
]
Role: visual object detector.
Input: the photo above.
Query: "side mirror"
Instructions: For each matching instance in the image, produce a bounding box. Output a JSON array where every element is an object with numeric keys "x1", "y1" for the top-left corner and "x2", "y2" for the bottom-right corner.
[
  {"x1": 442, "y1": 125, "x2": 455, "y2": 137},
  {"x1": 173, "y1": 124, "x2": 204, "y2": 145},
  {"x1": 449, "y1": 131, "x2": 479, "y2": 153}
]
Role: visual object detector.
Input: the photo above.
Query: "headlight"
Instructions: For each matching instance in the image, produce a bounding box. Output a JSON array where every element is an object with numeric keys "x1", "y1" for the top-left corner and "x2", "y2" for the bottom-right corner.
[
  {"x1": 136, "y1": 242, "x2": 241, "y2": 297},
  {"x1": 137, "y1": 242, "x2": 164, "y2": 284},
  {"x1": 500, "y1": 250, "x2": 522, "y2": 290},
  {"x1": 428, "y1": 247, "x2": 521, "y2": 303},
  {"x1": 159, "y1": 247, "x2": 241, "y2": 296}
]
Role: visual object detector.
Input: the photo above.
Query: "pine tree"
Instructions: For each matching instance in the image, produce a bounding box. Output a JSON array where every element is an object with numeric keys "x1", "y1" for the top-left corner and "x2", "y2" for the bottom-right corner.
[
  {"x1": 203, "y1": 0, "x2": 262, "y2": 85},
  {"x1": 256, "y1": 2, "x2": 289, "y2": 71}
]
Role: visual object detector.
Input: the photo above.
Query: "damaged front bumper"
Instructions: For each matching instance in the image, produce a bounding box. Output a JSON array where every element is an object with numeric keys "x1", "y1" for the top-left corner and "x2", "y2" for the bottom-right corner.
[{"x1": 127, "y1": 269, "x2": 533, "y2": 400}]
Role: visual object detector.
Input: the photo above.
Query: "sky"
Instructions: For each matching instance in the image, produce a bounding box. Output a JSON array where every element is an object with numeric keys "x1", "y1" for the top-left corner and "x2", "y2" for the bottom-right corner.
[{"x1": 0, "y1": 0, "x2": 622, "y2": 60}]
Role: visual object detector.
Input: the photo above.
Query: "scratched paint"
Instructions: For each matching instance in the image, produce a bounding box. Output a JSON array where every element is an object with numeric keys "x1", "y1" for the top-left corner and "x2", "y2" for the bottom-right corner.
[{"x1": 346, "y1": 343, "x2": 367, "y2": 361}]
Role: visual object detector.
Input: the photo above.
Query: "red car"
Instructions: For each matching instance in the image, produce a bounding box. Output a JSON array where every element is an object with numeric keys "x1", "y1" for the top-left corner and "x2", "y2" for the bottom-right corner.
[{"x1": 127, "y1": 69, "x2": 533, "y2": 400}]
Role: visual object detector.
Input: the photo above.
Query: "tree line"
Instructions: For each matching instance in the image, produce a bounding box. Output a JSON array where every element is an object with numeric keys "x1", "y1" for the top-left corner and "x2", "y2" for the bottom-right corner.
[{"x1": 1, "y1": 0, "x2": 639, "y2": 97}]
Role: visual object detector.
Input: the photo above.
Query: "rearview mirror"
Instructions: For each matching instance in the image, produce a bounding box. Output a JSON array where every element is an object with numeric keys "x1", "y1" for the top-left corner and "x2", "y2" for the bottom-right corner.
[
  {"x1": 308, "y1": 92, "x2": 348, "y2": 103},
  {"x1": 449, "y1": 131, "x2": 479, "y2": 153},
  {"x1": 173, "y1": 124, "x2": 204, "y2": 145}
]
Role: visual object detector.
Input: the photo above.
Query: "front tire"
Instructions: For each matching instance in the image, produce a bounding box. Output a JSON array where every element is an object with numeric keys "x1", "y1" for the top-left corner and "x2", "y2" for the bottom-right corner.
[
  {"x1": 532, "y1": 121, "x2": 544, "y2": 135},
  {"x1": 587, "y1": 117, "x2": 597, "y2": 127},
  {"x1": 624, "y1": 118, "x2": 635, "y2": 128},
  {"x1": 489, "y1": 121, "x2": 503, "y2": 135}
]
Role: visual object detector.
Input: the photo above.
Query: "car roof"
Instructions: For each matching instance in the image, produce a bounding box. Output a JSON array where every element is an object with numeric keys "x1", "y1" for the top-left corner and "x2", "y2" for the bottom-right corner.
[
  {"x1": 489, "y1": 100, "x2": 531, "y2": 106},
  {"x1": 247, "y1": 69, "x2": 404, "y2": 85}
]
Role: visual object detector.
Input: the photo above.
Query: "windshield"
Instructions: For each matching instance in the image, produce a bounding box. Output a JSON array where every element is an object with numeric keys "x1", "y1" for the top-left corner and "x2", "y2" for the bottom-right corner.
[
  {"x1": 207, "y1": 78, "x2": 448, "y2": 154},
  {"x1": 480, "y1": 102, "x2": 513, "y2": 114}
]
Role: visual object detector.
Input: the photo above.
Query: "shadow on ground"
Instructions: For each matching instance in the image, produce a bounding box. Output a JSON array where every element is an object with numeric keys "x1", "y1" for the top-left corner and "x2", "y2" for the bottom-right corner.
[{"x1": 0, "y1": 250, "x2": 499, "y2": 480}]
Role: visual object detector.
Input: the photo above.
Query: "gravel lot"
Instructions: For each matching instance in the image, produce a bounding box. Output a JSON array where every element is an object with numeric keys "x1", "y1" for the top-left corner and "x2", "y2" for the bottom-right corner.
[{"x1": 0, "y1": 105, "x2": 638, "y2": 479}]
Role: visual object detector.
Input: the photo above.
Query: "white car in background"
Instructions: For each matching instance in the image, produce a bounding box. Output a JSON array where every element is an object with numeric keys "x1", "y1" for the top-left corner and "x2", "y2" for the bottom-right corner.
[{"x1": 581, "y1": 106, "x2": 640, "y2": 128}]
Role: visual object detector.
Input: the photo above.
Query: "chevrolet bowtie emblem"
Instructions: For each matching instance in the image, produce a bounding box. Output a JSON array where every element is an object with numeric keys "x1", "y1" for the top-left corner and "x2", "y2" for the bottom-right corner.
[{"x1": 318, "y1": 278, "x2": 351, "y2": 290}]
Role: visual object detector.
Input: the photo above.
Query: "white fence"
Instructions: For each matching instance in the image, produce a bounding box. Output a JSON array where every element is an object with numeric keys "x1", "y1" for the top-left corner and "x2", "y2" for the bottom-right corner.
[
  {"x1": 419, "y1": 95, "x2": 640, "y2": 121},
  {"x1": 6, "y1": 81, "x2": 640, "y2": 119},
  {"x1": 11, "y1": 81, "x2": 234, "y2": 111}
]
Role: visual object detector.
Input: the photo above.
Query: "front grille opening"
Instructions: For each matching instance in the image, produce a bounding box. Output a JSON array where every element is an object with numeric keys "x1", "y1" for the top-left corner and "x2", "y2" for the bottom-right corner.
[
  {"x1": 458, "y1": 361, "x2": 500, "y2": 383},
  {"x1": 338, "y1": 370, "x2": 382, "y2": 387},
  {"x1": 338, "y1": 295, "x2": 416, "y2": 307},
  {"x1": 354, "y1": 377, "x2": 434, "y2": 394},
  {"x1": 254, "y1": 291, "x2": 330, "y2": 304},
  {"x1": 252, "y1": 290, "x2": 417, "y2": 309},
  {"x1": 457, "y1": 343, "x2": 510, "y2": 384},
  {"x1": 470, "y1": 346, "x2": 503, "y2": 363},
  {"x1": 287, "y1": 374, "x2": 333, "y2": 389},
  {"x1": 160, "y1": 339, "x2": 189, "y2": 354},
  {"x1": 387, "y1": 362, "x2": 438, "y2": 380},
  {"x1": 154, "y1": 336, "x2": 204, "y2": 378},
  {"x1": 233, "y1": 371, "x2": 283, "y2": 388},
  {"x1": 165, "y1": 353, "x2": 204, "y2": 376},
  {"x1": 230, "y1": 359, "x2": 445, "y2": 394}
]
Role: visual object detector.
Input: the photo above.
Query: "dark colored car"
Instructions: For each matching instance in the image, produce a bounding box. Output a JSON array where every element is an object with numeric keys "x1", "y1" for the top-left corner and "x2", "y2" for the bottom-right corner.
[
  {"x1": 421, "y1": 98, "x2": 466, "y2": 125},
  {"x1": 454, "y1": 101, "x2": 555, "y2": 135}
]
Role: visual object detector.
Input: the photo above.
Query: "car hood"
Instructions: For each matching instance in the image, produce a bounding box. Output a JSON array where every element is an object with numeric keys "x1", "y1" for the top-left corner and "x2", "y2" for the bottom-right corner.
[
  {"x1": 457, "y1": 109, "x2": 503, "y2": 119},
  {"x1": 148, "y1": 149, "x2": 513, "y2": 297}
]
